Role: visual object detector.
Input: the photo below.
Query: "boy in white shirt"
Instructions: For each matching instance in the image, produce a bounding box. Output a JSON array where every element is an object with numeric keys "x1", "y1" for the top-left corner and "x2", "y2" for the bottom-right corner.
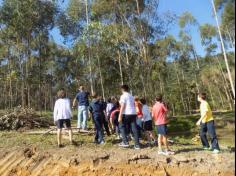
[
  {"x1": 54, "y1": 89, "x2": 73, "y2": 148},
  {"x1": 118, "y1": 85, "x2": 141, "y2": 150}
]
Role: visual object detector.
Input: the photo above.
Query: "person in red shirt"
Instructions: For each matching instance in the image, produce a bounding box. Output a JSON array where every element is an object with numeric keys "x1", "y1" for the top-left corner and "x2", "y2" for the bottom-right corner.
[
  {"x1": 152, "y1": 95, "x2": 174, "y2": 155},
  {"x1": 135, "y1": 96, "x2": 143, "y2": 139}
]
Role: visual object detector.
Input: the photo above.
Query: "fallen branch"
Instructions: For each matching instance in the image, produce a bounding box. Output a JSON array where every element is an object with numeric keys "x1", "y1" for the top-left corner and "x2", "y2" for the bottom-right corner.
[{"x1": 24, "y1": 128, "x2": 95, "y2": 135}]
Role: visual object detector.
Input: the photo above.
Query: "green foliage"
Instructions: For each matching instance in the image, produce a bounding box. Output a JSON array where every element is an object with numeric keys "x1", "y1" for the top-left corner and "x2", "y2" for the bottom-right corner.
[
  {"x1": 179, "y1": 11, "x2": 198, "y2": 29},
  {"x1": 0, "y1": 0, "x2": 234, "y2": 115}
]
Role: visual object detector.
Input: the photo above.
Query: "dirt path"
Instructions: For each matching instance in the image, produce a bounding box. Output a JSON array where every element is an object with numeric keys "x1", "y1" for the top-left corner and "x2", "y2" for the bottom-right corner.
[{"x1": 0, "y1": 145, "x2": 234, "y2": 176}]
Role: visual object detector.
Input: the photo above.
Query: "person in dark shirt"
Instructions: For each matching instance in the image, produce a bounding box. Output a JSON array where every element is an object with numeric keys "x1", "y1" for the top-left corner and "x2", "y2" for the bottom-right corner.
[
  {"x1": 89, "y1": 93, "x2": 105, "y2": 144},
  {"x1": 73, "y1": 86, "x2": 90, "y2": 130},
  {"x1": 99, "y1": 97, "x2": 111, "y2": 136}
]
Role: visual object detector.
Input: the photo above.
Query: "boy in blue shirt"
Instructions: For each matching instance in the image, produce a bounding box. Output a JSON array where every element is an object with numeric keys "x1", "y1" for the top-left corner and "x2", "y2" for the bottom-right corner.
[
  {"x1": 89, "y1": 93, "x2": 105, "y2": 145},
  {"x1": 73, "y1": 86, "x2": 90, "y2": 130}
]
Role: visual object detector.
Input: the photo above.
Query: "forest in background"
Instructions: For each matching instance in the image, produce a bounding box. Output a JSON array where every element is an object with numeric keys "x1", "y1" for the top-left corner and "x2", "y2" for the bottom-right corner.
[{"x1": 0, "y1": 0, "x2": 235, "y2": 115}]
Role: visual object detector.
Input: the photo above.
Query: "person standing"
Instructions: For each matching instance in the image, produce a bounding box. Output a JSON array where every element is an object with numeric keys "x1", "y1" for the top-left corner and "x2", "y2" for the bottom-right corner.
[
  {"x1": 53, "y1": 89, "x2": 73, "y2": 148},
  {"x1": 73, "y1": 86, "x2": 90, "y2": 130},
  {"x1": 152, "y1": 95, "x2": 174, "y2": 155},
  {"x1": 99, "y1": 97, "x2": 111, "y2": 136},
  {"x1": 89, "y1": 93, "x2": 105, "y2": 145},
  {"x1": 196, "y1": 93, "x2": 220, "y2": 154},
  {"x1": 135, "y1": 96, "x2": 143, "y2": 139},
  {"x1": 118, "y1": 85, "x2": 141, "y2": 150}
]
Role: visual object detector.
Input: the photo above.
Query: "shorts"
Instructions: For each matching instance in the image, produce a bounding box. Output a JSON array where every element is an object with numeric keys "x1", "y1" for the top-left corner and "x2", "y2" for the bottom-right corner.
[
  {"x1": 144, "y1": 120, "x2": 153, "y2": 131},
  {"x1": 57, "y1": 119, "x2": 71, "y2": 129},
  {"x1": 157, "y1": 124, "x2": 167, "y2": 135}
]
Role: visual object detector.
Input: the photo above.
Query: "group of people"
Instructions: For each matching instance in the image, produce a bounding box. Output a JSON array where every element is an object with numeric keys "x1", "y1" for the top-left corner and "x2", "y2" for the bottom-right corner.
[{"x1": 53, "y1": 84, "x2": 220, "y2": 155}]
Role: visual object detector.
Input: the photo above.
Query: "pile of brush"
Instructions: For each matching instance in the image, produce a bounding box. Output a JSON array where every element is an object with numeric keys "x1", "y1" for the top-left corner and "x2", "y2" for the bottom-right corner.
[{"x1": 0, "y1": 106, "x2": 53, "y2": 130}]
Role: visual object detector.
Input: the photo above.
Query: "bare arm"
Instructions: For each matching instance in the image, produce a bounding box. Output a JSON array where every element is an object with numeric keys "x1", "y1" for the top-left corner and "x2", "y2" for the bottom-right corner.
[
  {"x1": 73, "y1": 98, "x2": 77, "y2": 108},
  {"x1": 118, "y1": 103, "x2": 125, "y2": 123},
  {"x1": 196, "y1": 111, "x2": 208, "y2": 126},
  {"x1": 53, "y1": 101, "x2": 58, "y2": 122}
]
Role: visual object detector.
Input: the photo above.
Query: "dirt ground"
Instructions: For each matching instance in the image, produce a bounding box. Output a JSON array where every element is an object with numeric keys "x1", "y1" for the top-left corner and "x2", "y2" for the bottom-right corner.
[
  {"x1": 0, "y1": 141, "x2": 235, "y2": 176},
  {"x1": 0, "y1": 111, "x2": 235, "y2": 176}
]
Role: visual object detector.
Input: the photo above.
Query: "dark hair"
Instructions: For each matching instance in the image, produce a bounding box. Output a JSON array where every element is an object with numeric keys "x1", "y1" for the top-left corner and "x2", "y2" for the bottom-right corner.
[
  {"x1": 199, "y1": 93, "x2": 207, "y2": 100},
  {"x1": 79, "y1": 86, "x2": 85, "y2": 91},
  {"x1": 115, "y1": 101, "x2": 120, "y2": 108},
  {"x1": 107, "y1": 98, "x2": 112, "y2": 103},
  {"x1": 140, "y1": 98, "x2": 147, "y2": 105},
  {"x1": 121, "y1": 85, "x2": 129, "y2": 92},
  {"x1": 57, "y1": 89, "x2": 66, "y2": 99},
  {"x1": 156, "y1": 94, "x2": 163, "y2": 102}
]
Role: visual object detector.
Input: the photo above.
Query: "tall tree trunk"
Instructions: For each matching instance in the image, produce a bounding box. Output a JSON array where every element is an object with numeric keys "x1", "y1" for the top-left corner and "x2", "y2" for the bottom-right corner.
[
  {"x1": 211, "y1": 0, "x2": 235, "y2": 100},
  {"x1": 97, "y1": 55, "x2": 105, "y2": 99},
  {"x1": 174, "y1": 61, "x2": 187, "y2": 113},
  {"x1": 85, "y1": 0, "x2": 94, "y2": 94},
  {"x1": 117, "y1": 50, "x2": 124, "y2": 85},
  {"x1": 208, "y1": 84, "x2": 216, "y2": 109},
  {"x1": 226, "y1": 26, "x2": 235, "y2": 49},
  {"x1": 192, "y1": 47, "x2": 200, "y2": 70},
  {"x1": 215, "y1": 56, "x2": 234, "y2": 109}
]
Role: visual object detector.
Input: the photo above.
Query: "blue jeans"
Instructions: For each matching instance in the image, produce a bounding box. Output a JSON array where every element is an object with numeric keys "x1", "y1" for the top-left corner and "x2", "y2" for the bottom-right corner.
[
  {"x1": 94, "y1": 116, "x2": 104, "y2": 143},
  {"x1": 200, "y1": 120, "x2": 220, "y2": 150},
  {"x1": 136, "y1": 118, "x2": 143, "y2": 138},
  {"x1": 77, "y1": 106, "x2": 88, "y2": 129},
  {"x1": 119, "y1": 115, "x2": 140, "y2": 146}
]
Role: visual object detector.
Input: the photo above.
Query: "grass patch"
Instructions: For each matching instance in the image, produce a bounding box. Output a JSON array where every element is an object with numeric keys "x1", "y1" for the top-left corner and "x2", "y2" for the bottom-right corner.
[{"x1": 0, "y1": 111, "x2": 234, "y2": 150}]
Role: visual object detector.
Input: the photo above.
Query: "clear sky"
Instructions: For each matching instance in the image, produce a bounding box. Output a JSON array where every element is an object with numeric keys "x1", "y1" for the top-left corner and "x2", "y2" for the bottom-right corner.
[
  {"x1": 158, "y1": 0, "x2": 217, "y2": 56},
  {"x1": 0, "y1": 0, "x2": 218, "y2": 56}
]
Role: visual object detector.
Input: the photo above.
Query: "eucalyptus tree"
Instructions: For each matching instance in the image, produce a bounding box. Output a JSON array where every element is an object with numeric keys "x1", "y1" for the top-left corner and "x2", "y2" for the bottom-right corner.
[
  {"x1": 200, "y1": 23, "x2": 234, "y2": 109},
  {"x1": 0, "y1": 0, "x2": 57, "y2": 109},
  {"x1": 211, "y1": 0, "x2": 235, "y2": 100}
]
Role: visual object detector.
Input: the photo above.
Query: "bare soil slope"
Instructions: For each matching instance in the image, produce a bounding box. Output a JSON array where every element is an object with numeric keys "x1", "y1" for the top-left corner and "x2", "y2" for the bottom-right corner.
[{"x1": 0, "y1": 145, "x2": 234, "y2": 176}]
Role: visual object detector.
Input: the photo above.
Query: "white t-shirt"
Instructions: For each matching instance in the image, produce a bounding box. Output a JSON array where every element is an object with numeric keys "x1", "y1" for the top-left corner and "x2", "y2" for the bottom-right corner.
[
  {"x1": 142, "y1": 105, "x2": 152, "y2": 122},
  {"x1": 106, "y1": 103, "x2": 114, "y2": 116},
  {"x1": 53, "y1": 98, "x2": 72, "y2": 121},
  {"x1": 119, "y1": 92, "x2": 136, "y2": 115}
]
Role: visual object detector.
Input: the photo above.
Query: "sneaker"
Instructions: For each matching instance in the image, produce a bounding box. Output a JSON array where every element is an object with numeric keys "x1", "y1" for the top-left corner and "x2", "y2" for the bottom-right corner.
[
  {"x1": 99, "y1": 141, "x2": 105, "y2": 145},
  {"x1": 212, "y1": 149, "x2": 220, "y2": 154},
  {"x1": 166, "y1": 150, "x2": 175, "y2": 155},
  {"x1": 134, "y1": 145, "x2": 141, "y2": 150},
  {"x1": 115, "y1": 136, "x2": 121, "y2": 140},
  {"x1": 119, "y1": 142, "x2": 129, "y2": 148},
  {"x1": 203, "y1": 147, "x2": 212, "y2": 151},
  {"x1": 58, "y1": 144, "x2": 64, "y2": 148},
  {"x1": 158, "y1": 150, "x2": 167, "y2": 155}
]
